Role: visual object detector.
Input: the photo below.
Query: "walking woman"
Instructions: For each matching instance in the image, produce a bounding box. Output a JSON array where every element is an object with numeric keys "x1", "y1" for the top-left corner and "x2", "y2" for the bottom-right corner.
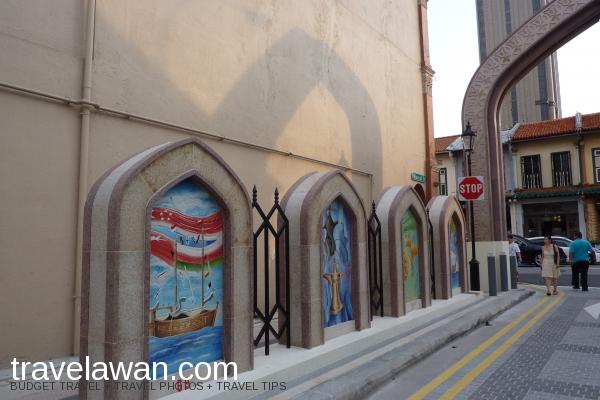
[{"x1": 541, "y1": 234, "x2": 560, "y2": 295}]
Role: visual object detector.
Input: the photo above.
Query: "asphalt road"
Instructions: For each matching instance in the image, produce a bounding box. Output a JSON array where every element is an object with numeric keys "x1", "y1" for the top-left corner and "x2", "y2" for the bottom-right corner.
[
  {"x1": 370, "y1": 287, "x2": 600, "y2": 400},
  {"x1": 518, "y1": 264, "x2": 600, "y2": 288}
]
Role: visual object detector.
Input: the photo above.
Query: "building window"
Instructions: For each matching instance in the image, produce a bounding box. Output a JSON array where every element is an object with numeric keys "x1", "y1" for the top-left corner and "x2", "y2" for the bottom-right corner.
[
  {"x1": 551, "y1": 151, "x2": 572, "y2": 187},
  {"x1": 594, "y1": 148, "x2": 600, "y2": 183},
  {"x1": 521, "y1": 155, "x2": 542, "y2": 188},
  {"x1": 439, "y1": 168, "x2": 448, "y2": 195}
]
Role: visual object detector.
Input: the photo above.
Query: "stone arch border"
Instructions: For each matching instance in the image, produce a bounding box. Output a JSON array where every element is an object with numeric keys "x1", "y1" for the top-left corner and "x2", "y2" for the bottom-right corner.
[
  {"x1": 427, "y1": 196, "x2": 468, "y2": 300},
  {"x1": 280, "y1": 171, "x2": 369, "y2": 349},
  {"x1": 80, "y1": 138, "x2": 252, "y2": 399},
  {"x1": 376, "y1": 186, "x2": 431, "y2": 317},
  {"x1": 462, "y1": 0, "x2": 600, "y2": 241}
]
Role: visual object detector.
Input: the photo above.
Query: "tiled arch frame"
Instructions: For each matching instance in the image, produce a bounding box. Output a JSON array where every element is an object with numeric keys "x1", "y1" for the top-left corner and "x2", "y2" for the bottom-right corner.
[
  {"x1": 427, "y1": 196, "x2": 468, "y2": 300},
  {"x1": 80, "y1": 139, "x2": 252, "y2": 399},
  {"x1": 462, "y1": 0, "x2": 600, "y2": 241},
  {"x1": 280, "y1": 171, "x2": 369, "y2": 349},
  {"x1": 376, "y1": 186, "x2": 431, "y2": 317}
]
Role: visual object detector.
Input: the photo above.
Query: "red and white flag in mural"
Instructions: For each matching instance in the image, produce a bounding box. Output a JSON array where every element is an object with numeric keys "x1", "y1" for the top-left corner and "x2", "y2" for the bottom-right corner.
[{"x1": 150, "y1": 208, "x2": 223, "y2": 265}]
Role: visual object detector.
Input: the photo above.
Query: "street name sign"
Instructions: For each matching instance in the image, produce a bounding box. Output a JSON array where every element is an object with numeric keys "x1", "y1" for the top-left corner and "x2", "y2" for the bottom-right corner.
[
  {"x1": 411, "y1": 172, "x2": 426, "y2": 183},
  {"x1": 457, "y1": 176, "x2": 485, "y2": 201}
]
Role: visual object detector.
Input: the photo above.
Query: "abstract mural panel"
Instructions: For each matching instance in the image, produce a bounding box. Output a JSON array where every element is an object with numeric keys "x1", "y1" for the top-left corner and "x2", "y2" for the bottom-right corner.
[
  {"x1": 402, "y1": 209, "x2": 420, "y2": 302},
  {"x1": 321, "y1": 199, "x2": 353, "y2": 328},
  {"x1": 449, "y1": 218, "x2": 461, "y2": 290},
  {"x1": 149, "y1": 178, "x2": 223, "y2": 374}
]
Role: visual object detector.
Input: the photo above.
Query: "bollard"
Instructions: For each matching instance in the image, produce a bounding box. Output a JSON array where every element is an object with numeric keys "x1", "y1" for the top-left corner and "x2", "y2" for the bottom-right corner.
[
  {"x1": 510, "y1": 256, "x2": 517, "y2": 289},
  {"x1": 487, "y1": 254, "x2": 497, "y2": 296},
  {"x1": 499, "y1": 252, "x2": 508, "y2": 292}
]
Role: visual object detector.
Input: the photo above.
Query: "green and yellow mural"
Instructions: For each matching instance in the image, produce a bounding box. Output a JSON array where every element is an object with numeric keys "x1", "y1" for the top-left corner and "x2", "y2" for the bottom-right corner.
[
  {"x1": 402, "y1": 209, "x2": 420, "y2": 302},
  {"x1": 450, "y1": 218, "x2": 461, "y2": 290}
]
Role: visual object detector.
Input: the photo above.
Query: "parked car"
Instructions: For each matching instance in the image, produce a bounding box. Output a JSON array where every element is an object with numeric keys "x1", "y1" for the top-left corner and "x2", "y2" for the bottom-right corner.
[
  {"x1": 527, "y1": 236, "x2": 568, "y2": 265},
  {"x1": 512, "y1": 234, "x2": 543, "y2": 267},
  {"x1": 528, "y1": 236, "x2": 600, "y2": 265}
]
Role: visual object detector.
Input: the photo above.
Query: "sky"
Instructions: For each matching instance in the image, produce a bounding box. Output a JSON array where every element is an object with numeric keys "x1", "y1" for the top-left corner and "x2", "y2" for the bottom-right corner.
[{"x1": 427, "y1": 0, "x2": 600, "y2": 138}]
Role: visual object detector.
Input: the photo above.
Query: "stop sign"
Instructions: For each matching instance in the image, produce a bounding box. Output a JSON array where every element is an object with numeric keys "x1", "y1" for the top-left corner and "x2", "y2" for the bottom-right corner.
[{"x1": 457, "y1": 176, "x2": 485, "y2": 201}]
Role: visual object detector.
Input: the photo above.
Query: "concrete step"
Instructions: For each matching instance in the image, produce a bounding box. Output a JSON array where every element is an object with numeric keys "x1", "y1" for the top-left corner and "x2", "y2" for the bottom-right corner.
[{"x1": 168, "y1": 288, "x2": 533, "y2": 400}]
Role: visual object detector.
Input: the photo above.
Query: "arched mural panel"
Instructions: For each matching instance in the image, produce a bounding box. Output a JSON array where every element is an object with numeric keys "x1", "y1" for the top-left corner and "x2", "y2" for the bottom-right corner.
[
  {"x1": 148, "y1": 178, "x2": 224, "y2": 374},
  {"x1": 280, "y1": 171, "x2": 368, "y2": 349},
  {"x1": 81, "y1": 139, "x2": 252, "y2": 399},
  {"x1": 321, "y1": 198, "x2": 354, "y2": 328},
  {"x1": 376, "y1": 186, "x2": 431, "y2": 317},
  {"x1": 428, "y1": 196, "x2": 468, "y2": 300},
  {"x1": 402, "y1": 208, "x2": 421, "y2": 304}
]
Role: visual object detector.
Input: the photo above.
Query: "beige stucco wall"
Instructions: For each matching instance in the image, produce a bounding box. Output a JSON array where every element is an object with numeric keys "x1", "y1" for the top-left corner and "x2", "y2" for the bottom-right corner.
[
  {"x1": 512, "y1": 137, "x2": 581, "y2": 188},
  {"x1": 436, "y1": 152, "x2": 457, "y2": 196},
  {"x1": 0, "y1": 0, "x2": 428, "y2": 365},
  {"x1": 583, "y1": 134, "x2": 600, "y2": 184}
]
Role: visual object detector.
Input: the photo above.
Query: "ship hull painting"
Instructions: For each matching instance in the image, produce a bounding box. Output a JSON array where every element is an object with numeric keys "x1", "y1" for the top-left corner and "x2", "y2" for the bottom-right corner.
[
  {"x1": 149, "y1": 178, "x2": 224, "y2": 374},
  {"x1": 321, "y1": 199, "x2": 354, "y2": 328}
]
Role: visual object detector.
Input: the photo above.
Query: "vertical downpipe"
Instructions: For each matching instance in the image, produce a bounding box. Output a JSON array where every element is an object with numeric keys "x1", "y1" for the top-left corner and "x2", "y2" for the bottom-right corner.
[{"x1": 73, "y1": 0, "x2": 96, "y2": 355}]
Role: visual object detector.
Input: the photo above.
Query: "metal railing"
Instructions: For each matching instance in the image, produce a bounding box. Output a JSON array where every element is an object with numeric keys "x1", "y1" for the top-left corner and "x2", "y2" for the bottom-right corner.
[
  {"x1": 367, "y1": 201, "x2": 383, "y2": 319},
  {"x1": 252, "y1": 187, "x2": 290, "y2": 355}
]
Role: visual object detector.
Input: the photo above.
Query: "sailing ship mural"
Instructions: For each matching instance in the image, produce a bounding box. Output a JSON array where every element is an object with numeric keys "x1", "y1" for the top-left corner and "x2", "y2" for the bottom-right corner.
[
  {"x1": 321, "y1": 199, "x2": 353, "y2": 328},
  {"x1": 449, "y1": 218, "x2": 461, "y2": 290},
  {"x1": 402, "y1": 209, "x2": 420, "y2": 302},
  {"x1": 149, "y1": 178, "x2": 224, "y2": 375}
]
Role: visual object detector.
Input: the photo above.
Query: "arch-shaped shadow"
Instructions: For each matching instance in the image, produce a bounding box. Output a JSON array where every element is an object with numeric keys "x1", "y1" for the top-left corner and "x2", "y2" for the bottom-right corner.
[
  {"x1": 212, "y1": 28, "x2": 383, "y2": 187},
  {"x1": 462, "y1": 0, "x2": 600, "y2": 241}
]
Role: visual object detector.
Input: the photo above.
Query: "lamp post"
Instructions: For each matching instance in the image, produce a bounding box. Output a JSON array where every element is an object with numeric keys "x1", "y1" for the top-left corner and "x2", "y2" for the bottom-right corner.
[{"x1": 462, "y1": 121, "x2": 480, "y2": 291}]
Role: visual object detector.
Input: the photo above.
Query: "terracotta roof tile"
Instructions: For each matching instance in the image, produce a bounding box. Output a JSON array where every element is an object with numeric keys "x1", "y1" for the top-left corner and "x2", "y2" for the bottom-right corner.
[
  {"x1": 513, "y1": 112, "x2": 600, "y2": 141},
  {"x1": 435, "y1": 135, "x2": 460, "y2": 153}
]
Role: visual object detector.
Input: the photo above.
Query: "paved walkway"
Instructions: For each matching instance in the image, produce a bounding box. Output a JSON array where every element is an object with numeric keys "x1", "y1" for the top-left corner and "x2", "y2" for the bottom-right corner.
[{"x1": 370, "y1": 286, "x2": 600, "y2": 400}]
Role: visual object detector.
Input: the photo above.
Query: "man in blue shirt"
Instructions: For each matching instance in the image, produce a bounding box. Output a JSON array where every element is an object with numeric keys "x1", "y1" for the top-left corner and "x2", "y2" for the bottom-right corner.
[{"x1": 569, "y1": 232, "x2": 594, "y2": 291}]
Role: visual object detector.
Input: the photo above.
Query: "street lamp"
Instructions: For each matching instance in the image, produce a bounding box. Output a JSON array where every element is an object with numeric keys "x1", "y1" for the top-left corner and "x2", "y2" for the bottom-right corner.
[{"x1": 462, "y1": 121, "x2": 480, "y2": 291}]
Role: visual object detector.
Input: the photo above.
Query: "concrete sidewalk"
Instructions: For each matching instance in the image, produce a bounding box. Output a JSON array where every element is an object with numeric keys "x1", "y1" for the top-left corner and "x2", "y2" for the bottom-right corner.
[
  {"x1": 0, "y1": 289, "x2": 533, "y2": 400},
  {"x1": 167, "y1": 288, "x2": 533, "y2": 400}
]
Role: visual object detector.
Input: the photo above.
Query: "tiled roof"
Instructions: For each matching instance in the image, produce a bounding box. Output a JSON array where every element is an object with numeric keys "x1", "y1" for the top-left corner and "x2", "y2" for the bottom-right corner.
[
  {"x1": 512, "y1": 112, "x2": 600, "y2": 141},
  {"x1": 435, "y1": 135, "x2": 460, "y2": 153}
]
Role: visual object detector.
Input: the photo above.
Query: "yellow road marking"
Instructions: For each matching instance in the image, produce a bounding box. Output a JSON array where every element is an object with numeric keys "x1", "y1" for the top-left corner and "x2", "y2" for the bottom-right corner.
[
  {"x1": 408, "y1": 294, "x2": 550, "y2": 400},
  {"x1": 440, "y1": 291, "x2": 564, "y2": 399}
]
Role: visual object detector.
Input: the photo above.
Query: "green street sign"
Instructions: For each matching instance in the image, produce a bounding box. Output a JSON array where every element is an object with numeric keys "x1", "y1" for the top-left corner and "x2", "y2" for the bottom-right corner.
[{"x1": 411, "y1": 172, "x2": 426, "y2": 183}]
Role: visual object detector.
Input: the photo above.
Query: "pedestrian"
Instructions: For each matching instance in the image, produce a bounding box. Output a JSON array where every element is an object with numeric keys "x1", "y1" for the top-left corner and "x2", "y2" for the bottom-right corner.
[
  {"x1": 569, "y1": 231, "x2": 595, "y2": 291},
  {"x1": 541, "y1": 234, "x2": 560, "y2": 296},
  {"x1": 508, "y1": 234, "x2": 521, "y2": 281},
  {"x1": 508, "y1": 234, "x2": 522, "y2": 264}
]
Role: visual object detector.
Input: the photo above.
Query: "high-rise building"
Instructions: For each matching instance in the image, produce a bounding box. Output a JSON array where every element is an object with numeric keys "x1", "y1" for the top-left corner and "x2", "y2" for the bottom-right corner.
[{"x1": 475, "y1": 0, "x2": 561, "y2": 130}]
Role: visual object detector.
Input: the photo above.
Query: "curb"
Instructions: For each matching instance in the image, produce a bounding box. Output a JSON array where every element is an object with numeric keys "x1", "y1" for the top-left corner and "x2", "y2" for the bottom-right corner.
[{"x1": 292, "y1": 289, "x2": 535, "y2": 400}]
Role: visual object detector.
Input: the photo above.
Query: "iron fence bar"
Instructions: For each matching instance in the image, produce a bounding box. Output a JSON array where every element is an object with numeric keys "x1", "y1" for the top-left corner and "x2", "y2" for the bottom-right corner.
[
  {"x1": 252, "y1": 186, "x2": 291, "y2": 354},
  {"x1": 367, "y1": 201, "x2": 383, "y2": 319}
]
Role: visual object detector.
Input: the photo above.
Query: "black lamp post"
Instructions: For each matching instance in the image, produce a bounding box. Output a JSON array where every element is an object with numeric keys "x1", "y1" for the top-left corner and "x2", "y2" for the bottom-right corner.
[{"x1": 462, "y1": 121, "x2": 480, "y2": 291}]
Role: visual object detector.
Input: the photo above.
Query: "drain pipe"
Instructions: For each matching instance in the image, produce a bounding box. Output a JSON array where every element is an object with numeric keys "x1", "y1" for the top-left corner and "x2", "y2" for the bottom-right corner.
[{"x1": 73, "y1": 0, "x2": 96, "y2": 355}]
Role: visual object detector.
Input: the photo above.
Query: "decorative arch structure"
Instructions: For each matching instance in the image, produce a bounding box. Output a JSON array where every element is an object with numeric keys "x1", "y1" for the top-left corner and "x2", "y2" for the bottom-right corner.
[
  {"x1": 281, "y1": 171, "x2": 369, "y2": 349},
  {"x1": 376, "y1": 186, "x2": 431, "y2": 317},
  {"x1": 427, "y1": 196, "x2": 468, "y2": 299},
  {"x1": 80, "y1": 139, "x2": 252, "y2": 399},
  {"x1": 462, "y1": 0, "x2": 600, "y2": 242}
]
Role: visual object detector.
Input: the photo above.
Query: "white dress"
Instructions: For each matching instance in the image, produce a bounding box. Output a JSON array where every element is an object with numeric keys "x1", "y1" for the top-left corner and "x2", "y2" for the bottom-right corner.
[{"x1": 541, "y1": 245, "x2": 559, "y2": 278}]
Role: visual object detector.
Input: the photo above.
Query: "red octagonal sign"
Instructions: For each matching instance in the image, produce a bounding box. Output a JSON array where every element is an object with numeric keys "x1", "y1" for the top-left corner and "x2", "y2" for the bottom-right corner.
[{"x1": 457, "y1": 176, "x2": 485, "y2": 201}]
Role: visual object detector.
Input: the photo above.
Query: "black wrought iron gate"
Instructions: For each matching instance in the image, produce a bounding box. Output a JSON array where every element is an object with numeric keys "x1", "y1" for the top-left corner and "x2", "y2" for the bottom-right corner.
[
  {"x1": 252, "y1": 186, "x2": 290, "y2": 355},
  {"x1": 367, "y1": 201, "x2": 383, "y2": 319}
]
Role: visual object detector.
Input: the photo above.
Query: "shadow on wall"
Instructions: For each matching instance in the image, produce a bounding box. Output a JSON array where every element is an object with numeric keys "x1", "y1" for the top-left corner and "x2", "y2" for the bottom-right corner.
[{"x1": 95, "y1": 12, "x2": 384, "y2": 191}]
